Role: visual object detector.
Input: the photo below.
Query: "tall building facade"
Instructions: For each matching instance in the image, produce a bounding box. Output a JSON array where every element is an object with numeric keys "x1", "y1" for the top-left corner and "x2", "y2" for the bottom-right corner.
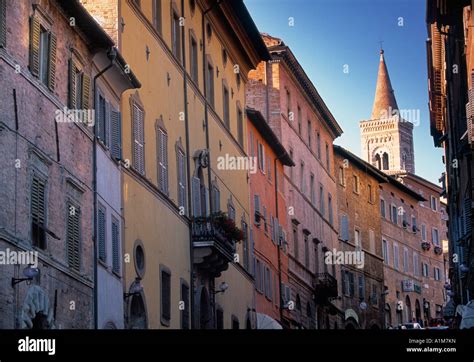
[
  {"x1": 81, "y1": 0, "x2": 269, "y2": 329},
  {"x1": 426, "y1": 0, "x2": 474, "y2": 326},
  {"x1": 247, "y1": 108, "x2": 294, "y2": 328},
  {"x1": 0, "y1": 0, "x2": 137, "y2": 329},
  {"x1": 247, "y1": 34, "x2": 344, "y2": 329}
]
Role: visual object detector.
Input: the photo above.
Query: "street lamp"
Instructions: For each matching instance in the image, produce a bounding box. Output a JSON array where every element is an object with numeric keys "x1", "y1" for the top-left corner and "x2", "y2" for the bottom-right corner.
[
  {"x1": 11, "y1": 264, "x2": 39, "y2": 287},
  {"x1": 124, "y1": 277, "x2": 143, "y2": 299}
]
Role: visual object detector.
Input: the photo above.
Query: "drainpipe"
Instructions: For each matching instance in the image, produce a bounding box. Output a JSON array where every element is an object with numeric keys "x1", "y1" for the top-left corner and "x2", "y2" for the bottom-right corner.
[
  {"x1": 180, "y1": 0, "x2": 195, "y2": 329},
  {"x1": 201, "y1": 0, "x2": 222, "y2": 329},
  {"x1": 92, "y1": 48, "x2": 116, "y2": 329},
  {"x1": 274, "y1": 156, "x2": 284, "y2": 324}
]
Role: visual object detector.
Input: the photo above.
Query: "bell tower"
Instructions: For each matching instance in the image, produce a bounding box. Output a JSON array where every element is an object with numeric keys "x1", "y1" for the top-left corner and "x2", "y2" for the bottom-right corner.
[{"x1": 360, "y1": 50, "x2": 415, "y2": 174}]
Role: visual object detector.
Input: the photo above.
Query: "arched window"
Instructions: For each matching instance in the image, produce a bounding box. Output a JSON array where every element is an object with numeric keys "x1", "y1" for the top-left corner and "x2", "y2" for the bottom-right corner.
[
  {"x1": 375, "y1": 154, "x2": 382, "y2": 170},
  {"x1": 382, "y1": 152, "x2": 389, "y2": 170}
]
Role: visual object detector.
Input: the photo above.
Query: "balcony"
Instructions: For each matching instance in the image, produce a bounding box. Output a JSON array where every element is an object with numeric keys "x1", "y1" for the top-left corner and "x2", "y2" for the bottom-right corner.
[
  {"x1": 313, "y1": 272, "x2": 338, "y2": 304},
  {"x1": 191, "y1": 216, "x2": 237, "y2": 278}
]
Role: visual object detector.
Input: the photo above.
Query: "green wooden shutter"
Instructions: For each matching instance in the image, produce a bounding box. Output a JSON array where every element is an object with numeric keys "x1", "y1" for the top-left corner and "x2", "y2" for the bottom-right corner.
[
  {"x1": 48, "y1": 32, "x2": 57, "y2": 91},
  {"x1": 30, "y1": 16, "x2": 41, "y2": 76},
  {"x1": 110, "y1": 110, "x2": 122, "y2": 160},
  {"x1": 0, "y1": 0, "x2": 6, "y2": 48},
  {"x1": 98, "y1": 207, "x2": 106, "y2": 262},
  {"x1": 31, "y1": 177, "x2": 46, "y2": 227},
  {"x1": 132, "y1": 105, "x2": 145, "y2": 174},
  {"x1": 82, "y1": 74, "x2": 91, "y2": 110},
  {"x1": 68, "y1": 60, "x2": 77, "y2": 109},
  {"x1": 67, "y1": 204, "x2": 81, "y2": 271}
]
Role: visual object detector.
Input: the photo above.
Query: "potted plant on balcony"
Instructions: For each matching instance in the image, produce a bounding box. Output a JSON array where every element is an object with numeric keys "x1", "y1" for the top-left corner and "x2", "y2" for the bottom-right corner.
[
  {"x1": 421, "y1": 241, "x2": 431, "y2": 251},
  {"x1": 211, "y1": 211, "x2": 244, "y2": 241},
  {"x1": 434, "y1": 245, "x2": 443, "y2": 255}
]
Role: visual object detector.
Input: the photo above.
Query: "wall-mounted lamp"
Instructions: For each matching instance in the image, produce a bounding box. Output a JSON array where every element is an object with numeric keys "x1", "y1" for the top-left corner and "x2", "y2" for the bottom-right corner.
[
  {"x1": 11, "y1": 264, "x2": 39, "y2": 288},
  {"x1": 214, "y1": 281, "x2": 228, "y2": 294},
  {"x1": 124, "y1": 277, "x2": 143, "y2": 299}
]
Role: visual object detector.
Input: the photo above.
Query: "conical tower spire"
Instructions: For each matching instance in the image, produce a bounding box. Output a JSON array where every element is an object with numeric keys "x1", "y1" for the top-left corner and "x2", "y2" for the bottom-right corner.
[{"x1": 371, "y1": 49, "x2": 399, "y2": 120}]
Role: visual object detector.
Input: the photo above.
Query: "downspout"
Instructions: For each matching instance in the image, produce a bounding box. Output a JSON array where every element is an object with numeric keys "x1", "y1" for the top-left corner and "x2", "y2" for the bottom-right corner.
[
  {"x1": 201, "y1": 0, "x2": 222, "y2": 329},
  {"x1": 92, "y1": 48, "x2": 117, "y2": 329},
  {"x1": 180, "y1": 0, "x2": 195, "y2": 329},
  {"x1": 274, "y1": 156, "x2": 284, "y2": 324}
]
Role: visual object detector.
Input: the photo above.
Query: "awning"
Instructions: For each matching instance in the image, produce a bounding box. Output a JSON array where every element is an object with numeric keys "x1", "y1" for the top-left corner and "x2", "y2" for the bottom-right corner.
[
  {"x1": 256, "y1": 313, "x2": 283, "y2": 329},
  {"x1": 344, "y1": 309, "x2": 359, "y2": 325},
  {"x1": 460, "y1": 301, "x2": 474, "y2": 329}
]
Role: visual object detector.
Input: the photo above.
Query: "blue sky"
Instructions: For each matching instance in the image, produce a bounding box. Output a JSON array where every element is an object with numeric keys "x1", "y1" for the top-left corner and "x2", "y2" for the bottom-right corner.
[{"x1": 245, "y1": 0, "x2": 444, "y2": 185}]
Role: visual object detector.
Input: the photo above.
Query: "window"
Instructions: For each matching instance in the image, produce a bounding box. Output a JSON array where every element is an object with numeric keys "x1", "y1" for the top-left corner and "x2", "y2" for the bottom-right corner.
[
  {"x1": 289, "y1": 149, "x2": 294, "y2": 181},
  {"x1": 96, "y1": 92, "x2": 108, "y2": 144},
  {"x1": 223, "y1": 83, "x2": 230, "y2": 128},
  {"x1": 293, "y1": 225, "x2": 299, "y2": 260},
  {"x1": 413, "y1": 253, "x2": 419, "y2": 276},
  {"x1": 153, "y1": 0, "x2": 162, "y2": 33},
  {"x1": 98, "y1": 205, "x2": 106, "y2": 263},
  {"x1": 304, "y1": 233, "x2": 309, "y2": 268},
  {"x1": 206, "y1": 59, "x2": 214, "y2": 107},
  {"x1": 421, "y1": 224, "x2": 427, "y2": 241},
  {"x1": 69, "y1": 60, "x2": 90, "y2": 111},
  {"x1": 393, "y1": 243, "x2": 399, "y2": 270},
  {"x1": 189, "y1": 34, "x2": 198, "y2": 84},
  {"x1": 66, "y1": 203, "x2": 81, "y2": 272},
  {"x1": 371, "y1": 284, "x2": 378, "y2": 305},
  {"x1": 430, "y1": 196, "x2": 438, "y2": 211},
  {"x1": 254, "y1": 194, "x2": 261, "y2": 225},
  {"x1": 434, "y1": 267, "x2": 441, "y2": 281},
  {"x1": 257, "y1": 142, "x2": 265, "y2": 172},
  {"x1": 300, "y1": 162, "x2": 305, "y2": 193},
  {"x1": 339, "y1": 166, "x2": 345, "y2": 186},
  {"x1": 31, "y1": 175, "x2": 47, "y2": 249},
  {"x1": 319, "y1": 185, "x2": 325, "y2": 216},
  {"x1": 380, "y1": 199, "x2": 386, "y2": 218},
  {"x1": 422, "y1": 263, "x2": 429, "y2": 277},
  {"x1": 263, "y1": 206, "x2": 267, "y2": 233},
  {"x1": 256, "y1": 260, "x2": 262, "y2": 292},
  {"x1": 112, "y1": 216, "x2": 120, "y2": 274},
  {"x1": 132, "y1": 102, "x2": 145, "y2": 175},
  {"x1": 340, "y1": 214, "x2": 349, "y2": 241},
  {"x1": 0, "y1": 0, "x2": 6, "y2": 48},
  {"x1": 328, "y1": 193, "x2": 333, "y2": 225},
  {"x1": 222, "y1": 48, "x2": 228, "y2": 66},
  {"x1": 344, "y1": 271, "x2": 355, "y2": 297},
  {"x1": 212, "y1": 184, "x2": 220, "y2": 212},
  {"x1": 227, "y1": 203, "x2": 235, "y2": 222},
  {"x1": 286, "y1": 89, "x2": 291, "y2": 118},
  {"x1": 382, "y1": 152, "x2": 389, "y2": 170},
  {"x1": 358, "y1": 276, "x2": 365, "y2": 301},
  {"x1": 403, "y1": 247, "x2": 409, "y2": 273},
  {"x1": 368, "y1": 184, "x2": 373, "y2": 203},
  {"x1": 171, "y1": 10, "x2": 181, "y2": 61},
  {"x1": 180, "y1": 281, "x2": 189, "y2": 329},
  {"x1": 307, "y1": 120, "x2": 312, "y2": 147},
  {"x1": 382, "y1": 239, "x2": 389, "y2": 264},
  {"x1": 325, "y1": 143, "x2": 330, "y2": 171},
  {"x1": 391, "y1": 204, "x2": 398, "y2": 224},
  {"x1": 157, "y1": 128, "x2": 168, "y2": 193},
  {"x1": 110, "y1": 109, "x2": 122, "y2": 160},
  {"x1": 267, "y1": 154, "x2": 272, "y2": 180},
  {"x1": 411, "y1": 216, "x2": 417, "y2": 233},
  {"x1": 160, "y1": 267, "x2": 171, "y2": 326},
  {"x1": 242, "y1": 221, "x2": 249, "y2": 270},
  {"x1": 352, "y1": 175, "x2": 359, "y2": 194},
  {"x1": 354, "y1": 229, "x2": 361, "y2": 249},
  {"x1": 177, "y1": 148, "x2": 186, "y2": 212},
  {"x1": 317, "y1": 132, "x2": 321, "y2": 159},
  {"x1": 310, "y1": 173, "x2": 315, "y2": 204},
  {"x1": 369, "y1": 229, "x2": 375, "y2": 253},
  {"x1": 40, "y1": 27, "x2": 52, "y2": 85},
  {"x1": 432, "y1": 228, "x2": 439, "y2": 246},
  {"x1": 237, "y1": 106, "x2": 244, "y2": 147}
]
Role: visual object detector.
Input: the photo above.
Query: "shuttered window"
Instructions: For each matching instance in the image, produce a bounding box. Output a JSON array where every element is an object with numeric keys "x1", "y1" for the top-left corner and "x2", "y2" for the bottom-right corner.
[
  {"x1": 223, "y1": 84, "x2": 230, "y2": 128},
  {"x1": 212, "y1": 185, "x2": 220, "y2": 212},
  {"x1": 171, "y1": 10, "x2": 181, "y2": 62},
  {"x1": 30, "y1": 14, "x2": 56, "y2": 90},
  {"x1": 110, "y1": 110, "x2": 122, "y2": 160},
  {"x1": 160, "y1": 268, "x2": 171, "y2": 326},
  {"x1": 31, "y1": 176, "x2": 47, "y2": 249},
  {"x1": 192, "y1": 176, "x2": 201, "y2": 217},
  {"x1": 340, "y1": 214, "x2": 349, "y2": 241},
  {"x1": 206, "y1": 60, "x2": 214, "y2": 107},
  {"x1": 180, "y1": 282, "x2": 189, "y2": 329},
  {"x1": 242, "y1": 221, "x2": 249, "y2": 269},
  {"x1": 68, "y1": 60, "x2": 90, "y2": 110},
  {"x1": 177, "y1": 148, "x2": 186, "y2": 212},
  {"x1": 98, "y1": 205, "x2": 106, "y2": 263},
  {"x1": 237, "y1": 107, "x2": 244, "y2": 146},
  {"x1": 190, "y1": 35, "x2": 198, "y2": 84},
  {"x1": 112, "y1": 216, "x2": 120, "y2": 274},
  {"x1": 67, "y1": 203, "x2": 81, "y2": 272},
  {"x1": 153, "y1": 0, "x2": 162, "y2": 34},
  {"x1": 0, "y1": 0, "x2": 6, "y2": 48},
  {"x1": 96, "y1": 93, "x2": 109, "y2": 145},
  {"x1": 157, "y1": 128, "x2": 168, "y2": 193},
  {"x1": 132, "y1": 103, "x2": 145, "y2": 175}
]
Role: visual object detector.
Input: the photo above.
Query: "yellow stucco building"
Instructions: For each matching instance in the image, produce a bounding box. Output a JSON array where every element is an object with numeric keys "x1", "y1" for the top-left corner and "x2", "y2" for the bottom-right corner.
[{"x1": 82, "y1": 0, "x2": 269, "y2": 328}]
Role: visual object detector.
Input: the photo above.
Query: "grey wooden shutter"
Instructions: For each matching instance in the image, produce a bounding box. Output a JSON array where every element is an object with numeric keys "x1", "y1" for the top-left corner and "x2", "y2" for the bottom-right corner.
[
  {"x1": 162, "y1": 131, "x2": 168, "y2": 192},
  {"x1": 67, "y1": 204, "x2": 81, "y2": 271},
  {"x1": 68, "y1": 60, "x2": 77, "y2": 109},
  {"x1": 48, "y1": 32, "x2": 57, "y2": 91},
  {"x1": 0, "y1": 0, "x2": 7, "y2": 48},
  {"x1": 30, "y1": 16, "x2": 41, "y2": 76},
  {"x1": 98, "y1": 206, "x2": 106, "y2": 262},
  {"x1": 177, "y1": 150, "x2": 185, "y2": 210},
  {"x1": 110, "y1": 110, "x2": 122, "y2": 160},
  {"x1": 112, "y1": 217, "x2": 120, "y2": 274},
  {"x1": 133, "y1": 105, "x2": 145, "y2": 174},
  {"x1": 105, "y1": 101, "x2": 111, "y2": 146},
  {"x1": 31, "y1": 176, "x2": 46, "y2": 228},
  {"x1": 192, "y1": 177, "x2": 201, "y2": 217}
]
